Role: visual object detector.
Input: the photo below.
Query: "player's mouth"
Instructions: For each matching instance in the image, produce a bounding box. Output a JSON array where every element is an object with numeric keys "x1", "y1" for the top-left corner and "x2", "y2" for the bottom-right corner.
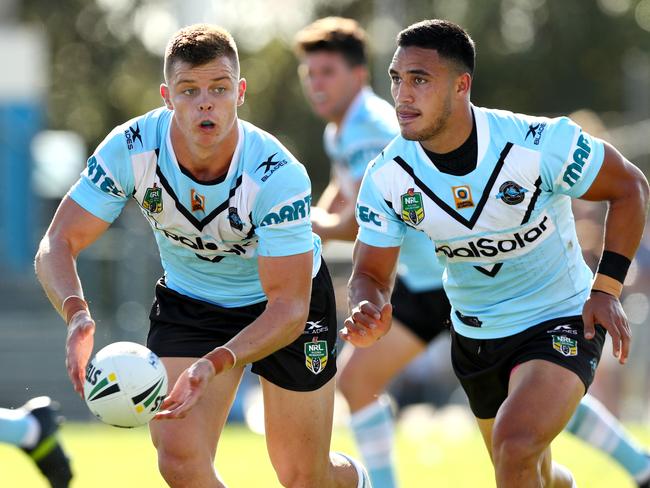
[
  {"x1": 311, "y1": 92, "x2": 328, "y2": 104},
  {"x1": 198, "y1": 120, "x2": 216, "y2": 131},
  {"x1": 396, "y1": 107, "x2": 421, "y2": 124}
]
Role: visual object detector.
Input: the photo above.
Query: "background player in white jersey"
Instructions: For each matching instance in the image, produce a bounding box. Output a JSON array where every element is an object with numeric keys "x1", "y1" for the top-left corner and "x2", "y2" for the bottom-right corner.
[
  {"x1": 294, "y1": 18, "x2": 450, "y2": 488},
  {"x1": 34, "y1": 24, "x2": 374, "y2": 488},
  {"x1": 296, "y1": 16, "x2": 650, "y2": 488},
  {"x1": 344, "y1": 19, "x2": 649, "y2": 488}
]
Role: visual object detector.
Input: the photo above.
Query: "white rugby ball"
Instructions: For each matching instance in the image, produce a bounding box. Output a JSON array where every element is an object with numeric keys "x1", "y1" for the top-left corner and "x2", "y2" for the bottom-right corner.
[{"x1": 84, "y1": 342, "x2": 168, "y2": 428}]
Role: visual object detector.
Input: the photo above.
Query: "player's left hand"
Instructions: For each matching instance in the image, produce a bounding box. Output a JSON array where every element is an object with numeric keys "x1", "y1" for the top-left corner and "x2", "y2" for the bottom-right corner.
[
  {"x1": 340, "y1": 300, "x2": 392, "y2": 348},
  {"x1": 154, "y1": 358, "x2": 215, "y2": 420},
  {"x1": 582, "y1": 291, "x2": 631, "y2": 364}
]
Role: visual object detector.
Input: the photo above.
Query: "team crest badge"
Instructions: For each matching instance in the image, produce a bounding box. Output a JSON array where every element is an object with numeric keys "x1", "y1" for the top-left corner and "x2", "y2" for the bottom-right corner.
[
  {"x1": 552, "y1": 335, "x2": 578, "y2": 357},
  {"x1": 495, "y1": 181, "x2": 528, "y2": 205},
  {"x1": 401, "y1": 188, "x2": 425, "y2": 225},
  {"x1": 142, "y1": 184, "x2": 162, "y2": 213},
  {"x1": 228, "y1": 207, "x2": 243, "y2": 231},
  {"x1": 191, "y1": 189, "x2": 206, "y2": 212},
  {"x1": 304, "y1": 337, "x2": 328, "y2": 374},
  {"x1": 452, "y1": 185, "x2": 474, "y2": 209}
]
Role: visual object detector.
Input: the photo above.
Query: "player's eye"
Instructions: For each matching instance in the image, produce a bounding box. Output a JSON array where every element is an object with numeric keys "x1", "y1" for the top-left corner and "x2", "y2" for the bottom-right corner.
[
  {"x1": 414, "y1": 77, "x2": 427, "y2": 85},
  {"x1": 213, "y1": 86, "x2": 226, "y2": 94},
  {"x1": 182, "y1": 88, "x2": 196, "y2": 95},
  {"x1": 390, "y1": 75, "x2": 401, "y2": 84}
]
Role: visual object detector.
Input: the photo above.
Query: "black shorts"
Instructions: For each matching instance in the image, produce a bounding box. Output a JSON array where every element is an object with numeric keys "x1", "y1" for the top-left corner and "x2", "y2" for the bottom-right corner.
[
  {"x1": 390, "y1": 277, "x2": 451, "y2": 343},
  {"x1": 451, "y1": 316, "x2": 606, "y2": 419},
  {"x1": 147, "y1": 260, "x2": 338, "y2": 392}
]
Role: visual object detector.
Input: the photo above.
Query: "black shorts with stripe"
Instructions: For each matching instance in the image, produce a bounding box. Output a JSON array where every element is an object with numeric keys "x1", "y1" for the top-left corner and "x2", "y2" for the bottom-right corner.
[
  {"x1": 147, "y1": 259, "x2": 338, "y2": 392},
  {"x1": 390, "y1": 277, "x2": 451, "y2": 343},
  {"x1": 451, "y1": 316, "x2": 606, "y2": 419}
]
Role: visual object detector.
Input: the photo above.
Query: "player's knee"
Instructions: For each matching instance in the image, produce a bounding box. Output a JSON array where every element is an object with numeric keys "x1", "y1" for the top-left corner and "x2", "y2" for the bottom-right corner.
[
  {"x1": 157, "y1": 446, "x2": 213, "y2": 486},
  {"x1": 492, "y1": 423, "x2": 546, "y2": 469},
  {"x1": 273, "y1": 461, "x2": 325, "y2": 488}
]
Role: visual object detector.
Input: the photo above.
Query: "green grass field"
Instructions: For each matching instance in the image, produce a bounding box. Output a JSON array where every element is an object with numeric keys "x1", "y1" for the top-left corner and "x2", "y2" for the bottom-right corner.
[{"x1": 2, "y1": 413, "x2": 648, "y2": 487}]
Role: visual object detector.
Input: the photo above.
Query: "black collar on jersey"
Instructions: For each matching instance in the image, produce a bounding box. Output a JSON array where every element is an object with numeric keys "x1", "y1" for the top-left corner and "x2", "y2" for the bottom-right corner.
[
  {"x1": 393, "y1": 142, "x2": 513, "y2": 230},
  {"x1": 153, "y1": 148, "x2": 243, "y2": 232},
  {"x1": 422, "y1": 111, "x2": 478, "y2": 176},
  {"x1": 177, "y1": 160, "x2": 229, "y2": 185}
]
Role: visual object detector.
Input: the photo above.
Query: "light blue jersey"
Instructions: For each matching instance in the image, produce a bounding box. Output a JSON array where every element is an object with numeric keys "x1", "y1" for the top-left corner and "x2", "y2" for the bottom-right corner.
[
  {"x1": 357, "y1": 106, "x2": 605, "y2": 339},
  {"x1": 70, "y1": 107, "x2": 321, "y2": 307},
  {"x1": 324, "y1": 87, "x2": 444, "y2": 291}
]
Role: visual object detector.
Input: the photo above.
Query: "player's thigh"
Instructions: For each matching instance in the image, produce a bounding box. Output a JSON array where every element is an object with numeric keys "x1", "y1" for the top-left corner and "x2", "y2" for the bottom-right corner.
[
  {"x1": 338, "y1": 318, "x2": 426, "y2": 391},
  {"x1": 262, "y1": 376, "x2": 336, "y2": 470},
  {"x1": 497, "y1": 359, "x2": 584, "y2": 448},
  {"x1": 150, "y1": 357, "x2": 244, "y2": 457}
]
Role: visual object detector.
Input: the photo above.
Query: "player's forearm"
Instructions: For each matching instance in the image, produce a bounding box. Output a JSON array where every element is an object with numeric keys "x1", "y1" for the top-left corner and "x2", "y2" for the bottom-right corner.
[
  {"x1": 34, "y1": 235, "x2": 86, "y2": 321},
  {"x1": 347, "y1": 271, "x2": 392, "y2": 314},
  {"x1": 219, "y1": 298, "x2": 309, "y2": 366}
]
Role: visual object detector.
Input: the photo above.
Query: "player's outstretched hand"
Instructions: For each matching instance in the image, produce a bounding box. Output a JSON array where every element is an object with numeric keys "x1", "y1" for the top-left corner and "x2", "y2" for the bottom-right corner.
[
  {"x1": 583, "y1": 291, "x2": 631, "y2": 364},
  {"x1": 340, "y1": 300, "x2": 392, "y2": 348},
  {"x1": 66, "y1": 310, "x2": 96, "y2": 396},
  {"x1": 155, "y1": 358, "x2": 215, "y2": 420}
]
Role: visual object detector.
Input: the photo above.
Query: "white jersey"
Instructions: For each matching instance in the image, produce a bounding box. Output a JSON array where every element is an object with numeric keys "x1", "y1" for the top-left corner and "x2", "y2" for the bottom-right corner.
[
  {"x1": 356, "y1": 105, "x2": 605, "y2": 338},
  {"x1": 70, "y1": 107, "x2": 321, "y2": 307}
]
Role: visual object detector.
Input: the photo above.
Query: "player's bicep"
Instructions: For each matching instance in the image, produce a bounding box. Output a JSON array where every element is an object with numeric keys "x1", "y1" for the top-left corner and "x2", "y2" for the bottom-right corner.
[
  {"x1": 258, "y1": 251, "x2": 313, "y2": 306},
  {"x1": 580, "y1": 141, "x2": 647, "y2": 202},
  {"x1": 45, "y1": 196, "x2": 111, "y2": 256}
]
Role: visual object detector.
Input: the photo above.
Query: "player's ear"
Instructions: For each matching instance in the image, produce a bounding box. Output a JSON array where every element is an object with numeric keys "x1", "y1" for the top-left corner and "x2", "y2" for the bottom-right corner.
[
  {"x1": 237, "y1": 78, "x2": 246, "y2": 107},
  {"x1": 455, "y1": 72, "x2": 472, "y2": 97},
  {"x1": 160, "y1": 84, "x2": 173, "y2": 110}
]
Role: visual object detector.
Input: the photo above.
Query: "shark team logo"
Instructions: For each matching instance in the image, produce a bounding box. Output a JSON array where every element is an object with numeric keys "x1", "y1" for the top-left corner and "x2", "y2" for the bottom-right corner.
[
  {"x1": 304, "y1": 337, "x2": 328, "y2": 374},
  {"x1": 401, "y1": 188, "x2": 425, "y2": 225},
  {"x1": 495, "y1": 181, "x2": 527, "y2": 205}
]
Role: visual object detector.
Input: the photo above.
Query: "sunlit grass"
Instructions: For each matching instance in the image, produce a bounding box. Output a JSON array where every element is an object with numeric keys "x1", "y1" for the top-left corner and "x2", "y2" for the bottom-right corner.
[{"x1": 1, "y1": 412, "x2": 646, "y2": 487}]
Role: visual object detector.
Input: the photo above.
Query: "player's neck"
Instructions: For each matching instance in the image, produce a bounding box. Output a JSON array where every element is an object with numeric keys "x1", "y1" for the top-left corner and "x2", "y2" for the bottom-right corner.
[
  {"x1": 170, "y1": 120, "x2": 239, "y2": 182},
  {"x1": 420, "y1": 104, "x2": 473, "y2": 154}
]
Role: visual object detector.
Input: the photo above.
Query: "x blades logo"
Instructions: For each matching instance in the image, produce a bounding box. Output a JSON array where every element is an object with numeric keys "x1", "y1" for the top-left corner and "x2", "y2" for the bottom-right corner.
[{"x1": 257, "y1": 153, "x2": 280, "y2": 173}]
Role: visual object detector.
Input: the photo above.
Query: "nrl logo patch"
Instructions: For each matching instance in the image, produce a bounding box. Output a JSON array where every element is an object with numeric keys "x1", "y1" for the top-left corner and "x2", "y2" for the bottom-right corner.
[
  {"x1": 304, "y1": 337, "x2": 328, "y2": 374},
  {"x1": 142, "y1": 184, "x2": 163, "y2": 213},
  {"x1": 495, "y1": 181, "x2": 528, "y2": 205},
  {"x1": 552, "y1": 335, "x2": 577, "y2": 357},
  {"x1": 401, "y1": 188, "x2": 425, "y2": 225}
]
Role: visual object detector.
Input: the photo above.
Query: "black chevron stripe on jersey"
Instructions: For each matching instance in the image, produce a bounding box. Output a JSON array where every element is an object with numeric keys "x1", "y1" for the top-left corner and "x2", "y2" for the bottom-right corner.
[
  {"x1": 153, "y1": 150, "x2": 244, "y2": 231},
  {"x1": 392, "y1": 142, "x2": 513, "y2": 230},
  {"x1": 521, "y1": 176, "x2": 543, "y2": 225}
]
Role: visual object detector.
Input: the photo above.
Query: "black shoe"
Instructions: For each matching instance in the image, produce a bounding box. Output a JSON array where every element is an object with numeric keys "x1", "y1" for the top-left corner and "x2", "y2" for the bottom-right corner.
[{"x1": 21, "y1": 396, "x2": 73, "y2": 488}]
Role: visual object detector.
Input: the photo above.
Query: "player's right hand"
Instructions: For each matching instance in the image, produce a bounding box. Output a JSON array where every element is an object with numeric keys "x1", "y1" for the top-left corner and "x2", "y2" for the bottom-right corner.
[
  {"x1": 583, "y1": 291, "x2": 630, "y2": 364},
  {"x1": 340, "y1": 300, "x2": 392, "y2": 348},
  {"x1": 66, "y1": 310, "x2": 96, "y2": 396}
]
